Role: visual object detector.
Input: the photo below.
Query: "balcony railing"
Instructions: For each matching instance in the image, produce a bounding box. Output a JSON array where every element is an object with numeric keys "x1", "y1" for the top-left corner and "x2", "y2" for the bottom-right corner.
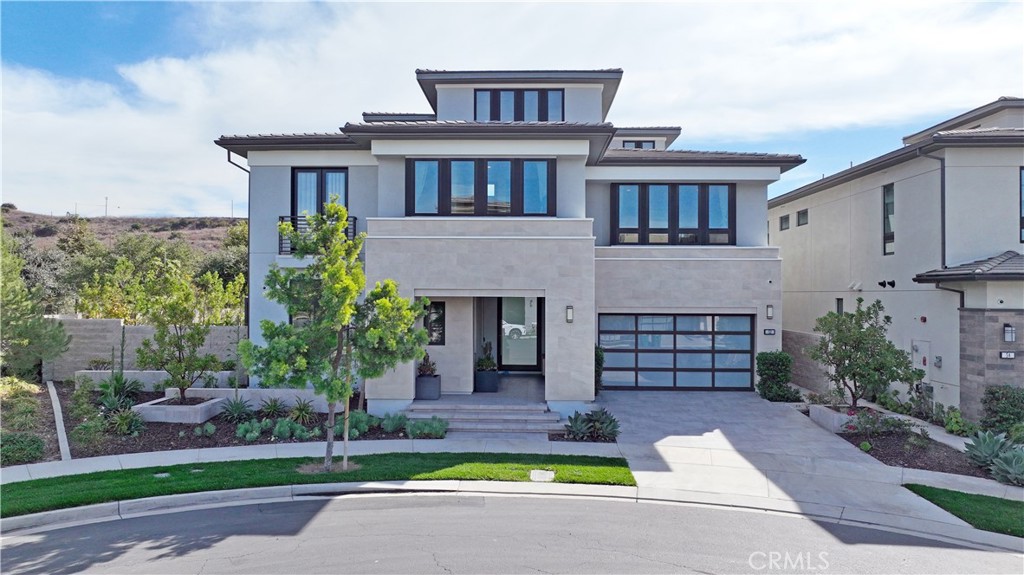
[{"x1": 278, "y1": 215, "x2": 357, "y2": 255}]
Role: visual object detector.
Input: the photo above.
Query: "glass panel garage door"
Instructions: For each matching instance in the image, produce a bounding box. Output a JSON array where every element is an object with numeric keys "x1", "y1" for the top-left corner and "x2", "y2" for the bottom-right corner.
[{"x1": 599, "y1": 314, "x2": 754, "y2": 390}]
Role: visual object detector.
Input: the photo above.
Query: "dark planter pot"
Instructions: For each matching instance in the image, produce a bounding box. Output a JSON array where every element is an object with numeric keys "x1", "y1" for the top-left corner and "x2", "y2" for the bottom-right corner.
[
  {"x1": 474, "y1": 371, "x2": 500, "y2": 393},
  {"x1": 415, "y1": 375, "x2": 441, "y2": 400}
]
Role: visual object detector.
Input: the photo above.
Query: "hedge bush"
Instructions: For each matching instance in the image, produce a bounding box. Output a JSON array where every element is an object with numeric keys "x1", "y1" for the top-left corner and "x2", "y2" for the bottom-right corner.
[
  {"x1": 755, "y1": 351, "x2": 801, "y2": 402},
  {"x1": 981, "y1": 386, "x2": 1024, "y2": 435}
]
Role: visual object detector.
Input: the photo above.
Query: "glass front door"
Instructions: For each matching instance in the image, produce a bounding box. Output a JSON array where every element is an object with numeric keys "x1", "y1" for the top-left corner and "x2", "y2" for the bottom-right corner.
[{"x1": 498, "y1": 297, "x2": 542, "y2": 370}]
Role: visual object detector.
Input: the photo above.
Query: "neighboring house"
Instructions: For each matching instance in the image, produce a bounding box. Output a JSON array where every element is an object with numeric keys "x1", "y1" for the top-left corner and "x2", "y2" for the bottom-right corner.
[
  {"x1": 216, "y1": 69, "x2": 804, "y2": 418},
  {"x1": 768, "y1": 97, "x2": 1024, "y2": 421}
]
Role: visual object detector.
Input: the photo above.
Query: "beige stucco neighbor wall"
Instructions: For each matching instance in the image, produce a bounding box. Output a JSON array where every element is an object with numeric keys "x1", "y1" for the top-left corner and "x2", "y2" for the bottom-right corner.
[
  {"x1": 363, "y1": 217, "x2": 596, "y2": 414},
  {"x1": 594, "y1": 246, "x2": 783, "y2": 361},
  {"x1": 43, "y1": 318, "x2": 245, "y2": 382}
]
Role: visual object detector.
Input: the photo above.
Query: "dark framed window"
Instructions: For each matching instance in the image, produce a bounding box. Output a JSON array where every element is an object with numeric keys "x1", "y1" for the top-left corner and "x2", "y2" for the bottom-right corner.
[
  {"x1": 623, "y1": 140, "x2": 655, "y2": 150},
  {"x1": 797, "y1": 209, "x2": 808, "y2": 226},
  {"x1": 836, "y1": 298, "x2": 844, "y2": 314},
  {"x1": 599, "y1": 314, "x2": 754, "y2": 390},
  {"x1": 611, "y1": 183, "x2": 736, "y2": 246},
  {"x1": 473, "y1": 89, "x2": 564, "y2": 122},
  {"x1": 883, "y1": 183, "x2": 895, "y2": 255},
  {"x1": 425, "y1": 301, "x2": 445, "y2": 345},
  {"x1": 292, "y1": 168, "x2": 347, "y2": 216},
  {"x1": 406, "y1": 158, "x2": 556, "y2": 216},
  {"x1": 779, "y1": 214, "x2": 790, "y2": 231},
  {"x1": 1019, "y1": 167, "x2": 1023, "y2": 242}
]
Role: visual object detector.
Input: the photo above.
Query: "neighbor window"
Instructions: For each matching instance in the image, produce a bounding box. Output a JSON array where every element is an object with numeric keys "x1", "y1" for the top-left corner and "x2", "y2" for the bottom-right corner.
[
  {"x1": 883, "y1": 183, "x2": 895, "y2": 255},
  {"x1": 622, "y1": 140, "x2": 655, "y2": 150},
  {"x1": 797, "y1": 209, "x2": 808, "y2": 226},
  {"x1": 779, "y1": 214, "x2": 790, "y2": 231},
  {"x1": 474, "y1": 89, "x2": 564, "y2": 122},
  {"x1": 406, "y1": 158, "x2": 556, "y2": 216},
  {"x1": 836, "y1": 298, "x2": 844, "y2": 314},
  {"x1": 292, "y1": 168, "x2": 347, "y2": 217},
  {"x1": 612, "y1": 183, "x2": 736, "y2": 245},
  {"x1": 425, "y1": 301, "x2": 445, "y2": 345}
]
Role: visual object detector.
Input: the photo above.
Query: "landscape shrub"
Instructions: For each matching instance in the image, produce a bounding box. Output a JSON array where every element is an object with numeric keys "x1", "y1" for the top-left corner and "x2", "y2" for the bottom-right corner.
[
  {"x1": 989, "y1": 448, "x2": 1024, "y2": 486},
  {"x1": 594, "y1": 346, "x2": 605, "y2": 396},
  {"x1": 235, "y1": 419, "x2": 271, "y2": 442},
  {"x1": 564, "y1": 412, "x2": 593, "y2": 441},
  {"x1": 964, "y1": 430, "x2": 1012, "y2": 468},
  {"x1": 0, "y1": 376, "x2": 41, "y2": 400},
  {"x1": 754, "y1": 351, "x2": 801, "y2": 402},
  {"x1": 1009, "y1": 422, "x2": 1024, "y2": 445},
  {"x1": 344, "y1": 410, "x2": 380, "y2": 439},
  {"x1": 381, "y1": 413, "x2": 408, "y2": 434},
  {"x1": 980, "y1": 386, "x2": 1024, "y2": 435},
  {"x1": 843, "y1": 409, "x2": 913, "y2": 438},
  {"x1": 98, "y1": 372, "x2": 142, "y2": 405},
  {"x1": 87, "y1": 358, "x2": 112, "y2": 370},
  {"x1": 940, "y1": 406, "x2": 977, "y2": 437},
  {"x1": 193, "y1": 422, "x2": 216, "y2": 437},
  {"x1": 0, "y1": 432, "x2": 45, "y2": 465},
  {"x1": 220, "y1": 397, "x2": 254, "y2": 424},
  {"x1": 288, "y1": 398, "x2": 317, "y2": 426},
  {"x1": 69, "y1": 417, "x2": 105, "y2": 446},
  {"x1": 259, "y1": 397, "x2": 288, "y2": 419},
  {"x1": 272, "y1": 417, "x2": 317, "y2": 441},
  {"x1": 3, "y1": 396, "x2": 40, "y2": 431},
  {"x1": 107, "y1": 408, "x2": 145, "y2": 436},
  {"x1": 406, "y1": 416, "x2": 448, "y2": 439},
  {"x1": 69, "y1": 379, "x2": 101, "y2": 422}
]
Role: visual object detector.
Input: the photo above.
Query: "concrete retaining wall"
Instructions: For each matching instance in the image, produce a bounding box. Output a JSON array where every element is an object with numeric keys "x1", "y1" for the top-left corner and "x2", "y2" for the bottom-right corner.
[{"x1": 43, "y1": 318, "x2": 245, "y2": 382}]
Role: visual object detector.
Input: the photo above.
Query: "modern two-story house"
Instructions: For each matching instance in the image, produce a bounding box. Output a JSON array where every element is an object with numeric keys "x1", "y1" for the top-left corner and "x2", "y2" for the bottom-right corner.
[
  {"x1": 768, "y1": 97, "x2": 1024, "y2": 421},
  {"x1": 216, "y1": 69, "x2": 804, "y2": 419}
]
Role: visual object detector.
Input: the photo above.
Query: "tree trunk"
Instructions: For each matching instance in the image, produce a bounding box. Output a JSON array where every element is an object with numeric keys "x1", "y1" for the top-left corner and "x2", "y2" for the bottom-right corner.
[
  {"x1": 342, "y1": 398, "x2": 351, "y2": 470},
  {"x1": 324, "y1": 400, "x2": 336, "y2": 472},
  {"x1": 358, "y1": 380, "x2": 366, "y2": 412}
]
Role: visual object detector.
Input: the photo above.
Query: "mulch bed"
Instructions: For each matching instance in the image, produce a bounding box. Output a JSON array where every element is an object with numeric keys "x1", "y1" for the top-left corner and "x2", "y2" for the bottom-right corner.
[
  {"x1": 840, "y1": 431, "x2": 989, "y2": 479},
  {"x1": 32, "y1": 384, "x2": 63, "y2": 462},
  {"x1": 53, "y1": 383, "x2": 408, "y2": 459}
]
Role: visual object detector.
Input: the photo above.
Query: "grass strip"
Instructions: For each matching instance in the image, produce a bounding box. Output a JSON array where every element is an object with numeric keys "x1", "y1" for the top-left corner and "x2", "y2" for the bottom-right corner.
[
  {"x1": 1, "y1": 452, "x2": 635, "y2": 518},
  {"x1": 904, "y1": 484, "x2": 1024, "y2": 538}
]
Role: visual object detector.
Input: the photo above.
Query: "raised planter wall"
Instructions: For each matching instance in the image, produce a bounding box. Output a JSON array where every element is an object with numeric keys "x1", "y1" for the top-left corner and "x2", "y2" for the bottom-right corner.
[
  {"x1": 133, "y1": 395, "x2": 226, "y2": 424},
  {"x1": 174, "y1": 388, "x2": 333, "y2": 413},
  {"x1": 808, "y1": 403, "x2": 856, "y2": 433}
]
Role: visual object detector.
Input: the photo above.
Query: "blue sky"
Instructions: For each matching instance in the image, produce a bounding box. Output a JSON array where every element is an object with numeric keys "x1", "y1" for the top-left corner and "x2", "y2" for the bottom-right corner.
[{"x1": 2, "y1": 1, "x2": 1021, "y2": 217}]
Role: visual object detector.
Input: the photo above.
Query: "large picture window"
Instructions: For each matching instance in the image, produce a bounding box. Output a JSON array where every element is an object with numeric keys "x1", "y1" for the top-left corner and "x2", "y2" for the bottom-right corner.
[
  {"x1": 611, "y1": 183, "x2": 736, "y2": 245},
  {"x1": 599, "y1": 314, "x2": 754, "y2": 390},
  {"x1": 425, "y1": 301, "x2": 445, "y2": 345},
  {"x1": 406, "y1": 159, "x2": 556, "y2": 216},
  {"x1": 474, "y1": 89, "x2": 564, "y2": 122}
]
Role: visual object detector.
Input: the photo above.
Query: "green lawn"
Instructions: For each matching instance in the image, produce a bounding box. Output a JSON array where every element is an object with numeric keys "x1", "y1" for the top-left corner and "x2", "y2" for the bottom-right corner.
[
  {"x1": 905, "y1": 484, "x2": 1024, "y2": 538},
  {"x1": 0, "y1": 452, "x2": 635, "y2": 518}
]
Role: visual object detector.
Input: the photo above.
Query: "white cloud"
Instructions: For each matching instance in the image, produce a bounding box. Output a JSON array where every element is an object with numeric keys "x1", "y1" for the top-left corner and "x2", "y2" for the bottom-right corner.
[{"x1": 2, "y1": 1, "x2": 1020, "y2": 216}]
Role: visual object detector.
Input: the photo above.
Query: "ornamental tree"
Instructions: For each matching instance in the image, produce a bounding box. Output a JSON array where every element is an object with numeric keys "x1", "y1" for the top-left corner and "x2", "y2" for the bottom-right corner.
[
  {"x1": 240, "y1": 198, "x2": 427, "y2": 471},
  {"x1": 807, "y1": 297, "x2": 923, "y2": 408}
]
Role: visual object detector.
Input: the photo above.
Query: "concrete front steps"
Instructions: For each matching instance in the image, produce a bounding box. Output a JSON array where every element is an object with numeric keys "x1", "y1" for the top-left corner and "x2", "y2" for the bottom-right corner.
[{"x1": 405, "y1": 402, "x2": 563, "y2": 434}]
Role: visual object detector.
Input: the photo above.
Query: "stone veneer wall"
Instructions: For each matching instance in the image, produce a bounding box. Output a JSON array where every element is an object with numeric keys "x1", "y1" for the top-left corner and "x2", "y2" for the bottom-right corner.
[
  {"x1": 43, "y1": 318, "x2": 246, "y2": 382},
  {"x1": 960, "y1": 308, "x2": 1024, "y2": 422},
  {"x1": 783, "y1": 330, "x2": 831, "y2": 394}
]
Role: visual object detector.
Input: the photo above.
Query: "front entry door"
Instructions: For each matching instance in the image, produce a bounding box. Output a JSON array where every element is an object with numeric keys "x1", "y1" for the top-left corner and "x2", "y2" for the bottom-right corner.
[{"x1": 498, "y1": 297, "x2": 543, "y2": 370}]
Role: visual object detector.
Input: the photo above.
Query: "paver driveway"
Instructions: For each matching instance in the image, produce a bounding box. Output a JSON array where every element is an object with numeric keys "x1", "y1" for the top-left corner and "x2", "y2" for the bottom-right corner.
[{"x1": 597, "y1": 391, "x2": 971, "y2": 531}]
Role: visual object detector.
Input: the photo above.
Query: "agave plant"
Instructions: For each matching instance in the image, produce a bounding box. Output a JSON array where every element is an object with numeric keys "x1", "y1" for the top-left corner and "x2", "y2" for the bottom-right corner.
[
  {"x1": 220, "y1": 397, "x2": 254, "y2": 424},
  {"x1": 564, "y1": 411, "x2": 594, "y2": 441},
  {"x1": 964, "y1": 430, "x2": 1012, "y2": 468},
  {"x1": 989, "y1": 448, "x2": 1024, "y2": 486},
  {"x1": 587, "y1": 408, "x2": 621, "y2": 441}
]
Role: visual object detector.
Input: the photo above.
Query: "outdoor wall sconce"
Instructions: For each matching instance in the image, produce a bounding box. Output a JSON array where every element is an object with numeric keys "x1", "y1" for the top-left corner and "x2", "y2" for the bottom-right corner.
[
  {"x1": 565, "y1": 305, "x2": 574, "y2": 324},
  {"x1": 877, "y1": 280, "x2": 896, "y2": 288},
  {"x1": 878, "y1": 281, "x2": 886, "y2": 288},
  {"x1": 1005, "y1": 324, "x2": 1017, "y2": 343},
  {"x1": 766, "y1": 305, "x2": 774, "y2": 320}
]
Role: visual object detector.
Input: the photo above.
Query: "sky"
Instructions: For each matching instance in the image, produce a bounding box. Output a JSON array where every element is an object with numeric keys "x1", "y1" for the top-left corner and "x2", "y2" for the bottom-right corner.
[{"x1": 2, "y1": 1, "x2": 1022, "y2": 218}]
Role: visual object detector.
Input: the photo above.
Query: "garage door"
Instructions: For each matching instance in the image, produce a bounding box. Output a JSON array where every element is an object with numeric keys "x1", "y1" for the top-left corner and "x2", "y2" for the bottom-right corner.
[{"x1": 599, "y1": 314, "x2": 754, "y2": 390}]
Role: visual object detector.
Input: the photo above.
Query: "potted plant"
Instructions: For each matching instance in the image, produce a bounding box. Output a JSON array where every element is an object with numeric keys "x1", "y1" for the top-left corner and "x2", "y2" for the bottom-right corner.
[
  {"x1": 474, "y1": 340, "x2": 500, "y2": 393},
  {"x1": 415, "y1": 353, "x2": 441, "y2": 400}
]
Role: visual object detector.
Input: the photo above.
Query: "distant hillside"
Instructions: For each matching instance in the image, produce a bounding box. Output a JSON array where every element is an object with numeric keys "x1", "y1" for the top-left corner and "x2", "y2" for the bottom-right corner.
[{"x1": 0, "y1": 208, "x2": 244, "y2": 252}]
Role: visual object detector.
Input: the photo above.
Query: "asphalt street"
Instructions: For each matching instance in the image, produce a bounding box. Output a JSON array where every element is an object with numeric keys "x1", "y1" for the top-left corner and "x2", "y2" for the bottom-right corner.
[{"x1": 2, "y1": 494, "x2": 1021, "y2": 574}]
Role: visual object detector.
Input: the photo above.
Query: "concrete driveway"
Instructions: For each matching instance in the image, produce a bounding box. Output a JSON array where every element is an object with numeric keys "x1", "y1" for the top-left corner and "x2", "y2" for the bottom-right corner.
[{"x1": 597, "y1": 391, "x2": 973, "y2": 533}]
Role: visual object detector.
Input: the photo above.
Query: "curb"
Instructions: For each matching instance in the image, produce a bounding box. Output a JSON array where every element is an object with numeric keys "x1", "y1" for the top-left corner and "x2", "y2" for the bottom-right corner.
[
  {"x1": 2, "y1": 481, "x2": 1021, "y2": 553},
  {"x1": 45, "y1": 381, "x2": 71, "y2": 461}
]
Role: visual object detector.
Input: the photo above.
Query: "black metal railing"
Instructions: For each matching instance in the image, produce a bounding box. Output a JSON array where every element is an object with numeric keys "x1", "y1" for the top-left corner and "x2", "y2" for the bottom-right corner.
[{"x1": 278, "y1": 215, "x2": 357, "y2": 255}]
